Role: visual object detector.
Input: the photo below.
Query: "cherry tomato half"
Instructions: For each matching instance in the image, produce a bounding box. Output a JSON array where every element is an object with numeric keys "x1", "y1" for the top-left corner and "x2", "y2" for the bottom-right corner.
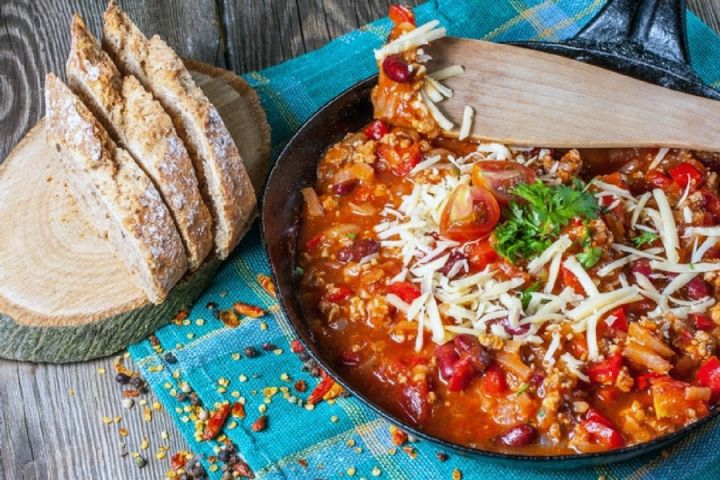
[
  {"x1": 440, "y1": 185, "x2": 500, "y2": 242},
  {"x1": 471, "y1": 161, "x2": 536, "y2": 203},
  {"x1": 377, "y1": 141, "x2": 422, "y2": 177}
]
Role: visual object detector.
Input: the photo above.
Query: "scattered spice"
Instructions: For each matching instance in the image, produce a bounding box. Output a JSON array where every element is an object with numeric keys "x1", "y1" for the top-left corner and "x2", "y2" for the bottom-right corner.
[
  {"x1": 172, "y1": 309, "x2": 189, "y2": 325},
  {"x1": 436, "y1": 452, "x2": 449, "y2": 462},
  {"x1": 251, "y1": 415, "x2": 268, "y2": 432},
  {"x1": 290, "y1": 339, "x2": 305, "y2": 353},
  {"x1": 294, "y1": 380, "x2": 308, "y2": 392},
  {"x1": 244, "y1": 346, "x2": 259, "y2": 358},
  {"x1": 219, "y1": 309, "x2": 240, "y2": 328},
  {"x1": 452, "y1": 467, "x2": 463, "y2": 480},
  {"x1": 202, "y1": 403, "x2": 231, "y2": 440},
  {"x1": 134, "y1": 455, "x2": 147, "y2": 469},
  {"x1": 231, "y1": 402, "x2": 246, "y2": 419},
  {"x1": 261, "y1": 342, "x2": 276, "y2": 351},
  {"x1": 233, "y1": 302, "x2": 265, "y2": 318},
  {"x1": 389, "y1": 425, "x2": 408, "y2": 446},
  {"x1": 307, "y1": 372, "x2": 335, "y2": 405},
  {"x1": 163, "y1": 352, "x2": 178, "y2": 364},
  {"x1": 257, "y1": 273, "x2": 277, "y2": 297}
]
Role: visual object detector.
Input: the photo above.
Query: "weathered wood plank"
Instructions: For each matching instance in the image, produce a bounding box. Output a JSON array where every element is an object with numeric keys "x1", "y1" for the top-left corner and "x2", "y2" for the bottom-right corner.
[
  {"x1": 0, "y1": 0, "x2": 223, "y2": 166},
  {"x1": 689, "y1": 0, "x2": 720, "y2": 35}
]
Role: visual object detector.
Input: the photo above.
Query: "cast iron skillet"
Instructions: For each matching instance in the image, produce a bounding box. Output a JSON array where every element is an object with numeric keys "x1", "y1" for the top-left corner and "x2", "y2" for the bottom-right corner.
[{"x1": 262, "y1": 0, "x2": 720, "y2": 468}]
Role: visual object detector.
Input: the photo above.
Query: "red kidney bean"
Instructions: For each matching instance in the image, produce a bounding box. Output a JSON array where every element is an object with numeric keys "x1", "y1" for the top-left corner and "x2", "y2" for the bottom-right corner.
[
  {"x1": 630, "y1": 259, "x2": 653, "y2": 277},
  {"x1": 439, "y1": 250, "x2": 467, "y2": 276},
  {"x1": 488, "y1": 317, "x2": 530, "y2": 336},
  {"x1": 435, "y1": 342, "x2": 459, "y2": 380},
  {"x1": 382, "y1": 55, "x2": 415, "y2": 83},
  {"x1": 337, "y1": 238, "x2": 379, "y2": 263},
  {"x1": 339, "y1": 351, "x2": 361, "y2": 366},
  {"x1": 400, "y1": 380, "x2": 431, "y2": 425},
  {"x1": 364, "y1": 119, "x2": 390, "y2": 140},
  {"x1": 686, "y1": 276, "x2": 711, "y2": 300},
  {"x1": 333, "y1": 179, "x2": 358, "y2": 196},
  {"x1": 454, "y1": 334, "x2": 490, "y2": 373},
  {"x1": 498, "y1": 424, "x2": 536, "y2": 446},
  {"x1": 447, "y1": 358, "x2": 476, "y2": 392}
]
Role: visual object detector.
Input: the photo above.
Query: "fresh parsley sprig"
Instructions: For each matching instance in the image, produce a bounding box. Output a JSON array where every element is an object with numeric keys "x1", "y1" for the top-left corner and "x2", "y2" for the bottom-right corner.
[
  {"x1": 633, "y1": 231, "x2": 659, "y2": 247},
  {"x1": 494, "y1": 180, "x2": 599, "y2": 262}
]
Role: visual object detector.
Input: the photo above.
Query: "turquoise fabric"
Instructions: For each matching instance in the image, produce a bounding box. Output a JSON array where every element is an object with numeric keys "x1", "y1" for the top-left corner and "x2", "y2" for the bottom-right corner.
[{"x1": 129, "y1": 1, "x2": 720, "y2": 478}]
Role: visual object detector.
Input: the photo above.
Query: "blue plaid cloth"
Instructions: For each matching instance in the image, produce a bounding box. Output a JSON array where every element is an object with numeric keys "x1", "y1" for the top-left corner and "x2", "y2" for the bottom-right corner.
[{"x1": 130, "y1": 1, "x2": 720, "y2": 478}]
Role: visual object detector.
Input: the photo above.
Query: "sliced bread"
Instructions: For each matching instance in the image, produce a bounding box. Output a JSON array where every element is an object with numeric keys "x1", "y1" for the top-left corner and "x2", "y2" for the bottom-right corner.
[
  {"x1": 102, "y1": 0, "x2": 256, "y2": 259},
  {"x1": 66, "y1": 15, "x2": 213, "y2": 271},
  {"x1": 45, "y1": 73, "x2": 187, "y2": 304}
]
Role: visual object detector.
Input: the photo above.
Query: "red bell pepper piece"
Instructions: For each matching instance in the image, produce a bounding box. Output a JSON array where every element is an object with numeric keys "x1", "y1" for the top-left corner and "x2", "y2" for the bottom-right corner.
[
  {"x1": 307, "y1": 372, "x2": 336, "y2": 405},
  {"x1": 305, "y1": 234, "x2": 324, "y2": 250},
  {"x1": 697, "y1": 356, "x2": 720, "y2": 398},
  {"x1": 387, "y1": 281, "x2": 422, "y2": 303},
  {"x1": 690, "y1": 313, "x2": 715, "y2": 331},
  {"x1": 605, "y1": 307, "x2": 627, "y2": 332},
  {"x1": 668, "y1": 162, "x2": 703, "y2": 189},
  {"x1": 465, "y1": 240, "x2": 497, "y2": 272},
  {"x1": 635, "y1": 372, "x2": 665, "y2": 390},
  {"x1": 582, "y1": 408, "x2": 625, "y2": 449},
  {"x1": 202, "y1": 403, "x2": 231, "y2": 440},
  {"x1": 364, "y1": 119, "x2": 390, "y2": 140},
  {"x1": 561, "y1": 266, "x2": 584, "y2": 295},
  {"x1": 447, "y1": 358, "x2": 476, "y2": 392},
  {"x1": 325, "y1": 285, "x2": 353, "y2": 303},
  {"x1": 587, "y1": 354, "x2": 623, "y2": 385},
  {"x1": 389, "y1": 4, "x2": 416, "y2": 25},
  {"x1": 483, "y1": 364, "x2": 508, "y2": 395}
]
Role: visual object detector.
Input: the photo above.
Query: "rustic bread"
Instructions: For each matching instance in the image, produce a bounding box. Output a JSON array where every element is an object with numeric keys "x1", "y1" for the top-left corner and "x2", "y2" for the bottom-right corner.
[
  {"x1": 66, "y1": 15, "x2": 213, "y2": 271},
  {"x1": 45, "y1": 73, "x2": 187, "y2": 304},
  {"x1": 102, "y1": 0, "x2": 256, "y2": 259}
]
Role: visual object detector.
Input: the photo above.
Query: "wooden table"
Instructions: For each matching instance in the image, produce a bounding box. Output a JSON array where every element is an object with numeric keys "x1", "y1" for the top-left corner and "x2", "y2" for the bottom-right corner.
[{"x1": 0, "y1": 1, "x2": 719, "y2": 478}]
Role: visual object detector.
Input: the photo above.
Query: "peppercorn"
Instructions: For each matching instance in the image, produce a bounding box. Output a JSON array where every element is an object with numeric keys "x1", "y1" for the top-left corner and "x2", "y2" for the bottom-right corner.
[
  {"x1": 115, "y1": 373, "x2": 130, "y2": 384},
  {"x1": 134, "y1": 455, "x2": 148, "y2": 468},
  {"x1": 213, "y1": 309, "x2": 221, "y2": 319},
  {"x1": 176, "y1": 392, "x2": 187, "y2": 402},
  {"x1": 164, "y1": 352, "x2": 178, "y2": 364},
  {"x1": 129, "y1": 376, "x2": 143, "y2": 388},
  {"x1": 218, "y1": 449, "x2": 230, "y2": 463},
  {"x1": 261, "y1": 342, "x2": 276, "y2": 351},
  {"x1": 309, "y1": 366, "x2": 321, "y2": 377},
  {"x1": 190, "y1": 392, "x2": 202, "y2": 407},
  {"x1": 190, "y1": 463, "x2": 205, "y2": 478},
  {"x1": 436, "y1": 452, "x2": 449, "y2": 462},
  {"x1": 207, "y1": 301, "x2": 218, "y2": 310},
  {"x1": 244, "y1": 346, "x2": 258, "y2": 358}
]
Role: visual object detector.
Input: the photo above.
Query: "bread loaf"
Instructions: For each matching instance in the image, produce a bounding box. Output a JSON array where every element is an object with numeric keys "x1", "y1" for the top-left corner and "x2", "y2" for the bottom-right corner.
[
  {"x1": 66, "y1": 15, "x2": 213, "y2": 271},
  {"x1": 103, "y1": 0, "x2": 256, "y2": 259},
  {"x1": 45, "y1": 73, "x2": 187, "y2": 304}
]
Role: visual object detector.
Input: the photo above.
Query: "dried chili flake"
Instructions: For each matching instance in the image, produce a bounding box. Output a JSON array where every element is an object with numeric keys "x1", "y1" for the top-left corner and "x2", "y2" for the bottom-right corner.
[
  {"x1": 233, "y1": 302, "x2": 265, "y2": 318},
  {"x1": 294, "y1": 380, "x2": 308, "y2": 392},
  {"x1": 219, "y1": 310, "x2": 240, "y2": 328},
  {"x1": 172, "y1": 309, "x2": 189, "y2": 325},
  {"x1": 257, "y1": 274, "x2": 277, "y2": 298},
  {"x1": 251, "y1": 415, "x2": 268, "y2": 432},
  {"x1": 233, "y1": 459, "x2": 255, "y2": 478},
  {"x1": 389, "y1": 425, "x2": 408, "y2": 446},
  {"x1": 307, "y1": 372, "x2": 336, "y2": 405},
  {"x1": 436, "y1": 452, "x2": 449, "y2": 462},
  {"x1": 202, "y1": 403, "x2": 231, "y2": 440},
  {"x1": 231, "y1": 402, "x2": 246, "y2": 419},
  {"x1": 290, "y1": 339, "x2": 305, "y2": 353}
]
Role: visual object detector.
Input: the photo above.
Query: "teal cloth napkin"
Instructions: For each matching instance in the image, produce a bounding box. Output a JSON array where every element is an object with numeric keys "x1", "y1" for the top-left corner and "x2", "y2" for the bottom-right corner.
[{"x1": 130, "y1": 1, "x2": 720, "y2": 478}]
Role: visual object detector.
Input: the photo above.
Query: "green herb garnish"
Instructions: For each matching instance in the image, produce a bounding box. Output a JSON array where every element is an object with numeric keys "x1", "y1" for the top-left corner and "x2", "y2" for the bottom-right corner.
[
  {"x1": 494, "y1": 180, "x2": 599, "y2": 262},
  {"x1": 516, "y1": 383, "x2": 530, "y2": 396},
  {"x1": 520, "y1": 282, "x2": 541, "y2": 310},
  {"x1": 633, "y1": 231, "x2": 659, "y2": 247},
  {"x1": 577, "y1": 234, "x2": 602, "y2": 268},
  {"x1": 347, "y1": 232, "x2": 357, "y2": 240}
]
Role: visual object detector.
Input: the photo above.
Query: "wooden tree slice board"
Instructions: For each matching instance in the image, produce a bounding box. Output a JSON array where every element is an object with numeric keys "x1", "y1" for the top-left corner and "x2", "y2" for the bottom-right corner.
[
  {"x1": 426, "y1": 38, "x2": 720, "y2": 151},
  {"x1": 0, "y1": 61, "x2": 270, "y2": 363}
]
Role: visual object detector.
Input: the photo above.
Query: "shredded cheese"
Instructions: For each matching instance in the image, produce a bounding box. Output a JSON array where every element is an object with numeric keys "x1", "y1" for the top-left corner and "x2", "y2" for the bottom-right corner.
[
  {"x1": 527, "y1": 235, "x2": 572, "y2": 274},
  {"x1": 563, "y1": 256, "x2": 599, "y2": 296},
  {"x1": 429, "y1": 65, "x2": 464, "y2": 81},
  {"x1": 375, "y1": 20, "x2": 447, "y2": 60},
  {"x1": 420, "y1": 91, "x2": 454, "y2": 131},
  {"x1": 685, "y1": 226, "x2": 720, "y2": 237},
  {"x1": 458, "y1": 105, "x2": 474, "y2": 141},
  {"x1": 648, "y1": 147, "x2": 669, "y2": 170},
  {"x1": 561, "y1": 353, "x2": 590, "y2": 382},
  {"x1": 653, "y1": 189, "x2": 680, "y2": 263},
  {"x1": 650, "y1": 261, "x2": 720, "y2": 273}
]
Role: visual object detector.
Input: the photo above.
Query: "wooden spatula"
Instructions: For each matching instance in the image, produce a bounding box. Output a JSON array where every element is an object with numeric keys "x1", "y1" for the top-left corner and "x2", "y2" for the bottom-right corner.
[{"x1": 424, "y1": 0, "x2": 720, "y2": 151}]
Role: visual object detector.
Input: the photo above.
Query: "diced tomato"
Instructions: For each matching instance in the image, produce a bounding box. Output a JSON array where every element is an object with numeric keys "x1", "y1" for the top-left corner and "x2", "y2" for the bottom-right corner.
[
  {"x1": 581, "y1": 408, "x2": 625, "y2": 449},
  {"x1": 305, "y1": 234, "x2": 324, "y2": 250},
  {"x1": 605, "y1": 307, "x2": 627, "y2": 332},
  {"x1": 697, "y1": 356, "x2": 720, "y2": 398},
  {"x1": 646, "y1": 170, "x2": 673, "y2": 190},
  {"x1": 465, "y1": 240, "x2": 497, "y2": 271},
  {"x1": 387, "y1": 281, "x2": 421, "y2": 303},
  {"x1": 364, "y1": 119, "x2": 390, "y2": 140},
  {"x1": 635, "y1": 372, "x2": 665, "y2": 391},
  {"x1": 599, "y1": 172, "x2": 628, "y2": 189},
  {"x1": 587, "y1": 354, "x2": 623, "y2": 385},
  {"x1": 447, "y1": 358, "x2": 476, "y2": 392},
  {"x1": 325, "y1": 285, "x2": 353, "y2": 303},
  {"x1": 389, "y1": 4, "x2": 416, "y2": 25},
  {"x1": 690, "y1": 313, "x2": 715, "y2": 331},
  {"x1": 668, "y1": 162, "x2": 704, "y2": 190},
  {"x1": 652, "y1": 377, "x2": 709, "y2": 420},
  {"x1": 482, "y1": 364, "x2": 508, "y2": 395},
  {"x1": 561, "y1": 266, "x2": 584, "y2": 295},
  {"x1": 377, "y1": 142, "x2": 422, "y2": 177}
]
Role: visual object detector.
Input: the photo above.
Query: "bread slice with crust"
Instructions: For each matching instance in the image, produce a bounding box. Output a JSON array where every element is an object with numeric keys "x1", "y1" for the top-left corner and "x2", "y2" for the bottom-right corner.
[
  {"x1": 45, "y1": 73, "x2": 187, "y2": 304},
  {"x1": 66, "y1": 15, "x2": 213, "y2": 271},
  {"x1": 102, "y1": 0, "x2": 256, "y2": 259}
]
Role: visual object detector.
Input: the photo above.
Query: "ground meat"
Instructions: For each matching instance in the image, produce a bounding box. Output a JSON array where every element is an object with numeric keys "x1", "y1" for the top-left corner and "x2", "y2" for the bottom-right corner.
[
  {"x1": 615, "y1": 366, "x2": 634, "y2": 392},
  {"x1": 543, "y1": 149, "x2": 583, "y2": 183},
  {"x1": 589, "y1": 219, "x2": 614, "y2": 250}
]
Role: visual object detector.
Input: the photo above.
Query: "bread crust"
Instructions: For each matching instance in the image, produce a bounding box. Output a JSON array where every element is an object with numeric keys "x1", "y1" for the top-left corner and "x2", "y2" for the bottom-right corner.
[
  {"x1": 66, "y1": 15, "x2": 213, "y2": 271},
  {"x1": 103, "y1": 0, "x2": 256, "y2": 259},
  {"x1": 45, "y1": 73, "x2": 187, "y2": 304}
]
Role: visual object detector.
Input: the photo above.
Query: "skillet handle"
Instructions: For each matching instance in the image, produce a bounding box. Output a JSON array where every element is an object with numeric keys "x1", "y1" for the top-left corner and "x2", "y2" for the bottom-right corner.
[{"x1": 576, "y1": 0, "x2": 689, "y2": 65}]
